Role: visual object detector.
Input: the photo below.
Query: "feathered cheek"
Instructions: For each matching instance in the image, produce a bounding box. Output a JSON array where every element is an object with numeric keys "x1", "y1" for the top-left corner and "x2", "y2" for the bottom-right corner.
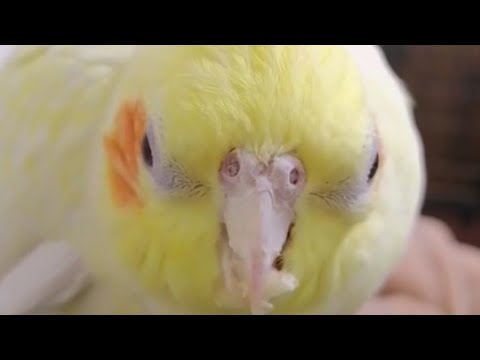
[{"x1": 103, "y1": 99, "x2": 146, "y2": 208}]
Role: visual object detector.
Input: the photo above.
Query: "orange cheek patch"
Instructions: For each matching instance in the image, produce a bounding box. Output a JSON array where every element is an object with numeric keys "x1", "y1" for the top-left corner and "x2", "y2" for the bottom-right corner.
[{"x1": 103, "y1": 99, "x2": 147, "y2": 208}]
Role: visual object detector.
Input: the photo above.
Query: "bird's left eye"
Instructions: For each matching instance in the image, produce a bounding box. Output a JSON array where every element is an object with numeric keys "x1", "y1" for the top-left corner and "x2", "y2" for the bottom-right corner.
[
  {"x1": 141, "y1": 134, "x2": 153, "y2": 167},
  {"x1": 367, "y1": 152, "x2": 379, "y2": 183}
]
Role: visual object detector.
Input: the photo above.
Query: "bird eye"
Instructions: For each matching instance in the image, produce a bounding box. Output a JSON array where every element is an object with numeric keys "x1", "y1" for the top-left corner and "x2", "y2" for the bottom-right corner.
[
  {"x1": 142, "y1": 134, "x2": 153, "y2": 167},
  {"x1": 367, "y1": 152, "x2": 379, "y2": 183}
]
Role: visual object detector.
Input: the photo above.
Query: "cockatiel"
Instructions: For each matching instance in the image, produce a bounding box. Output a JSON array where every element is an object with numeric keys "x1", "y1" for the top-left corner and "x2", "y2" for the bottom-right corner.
[{"x1": 0, "y1": 45, "x2": 425, "y2": 315}]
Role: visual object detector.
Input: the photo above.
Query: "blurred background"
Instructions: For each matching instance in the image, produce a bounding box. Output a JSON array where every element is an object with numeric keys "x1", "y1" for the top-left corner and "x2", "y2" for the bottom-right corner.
[{"x1": 381, "y1": 45, "x2": 480, "y2": 248}]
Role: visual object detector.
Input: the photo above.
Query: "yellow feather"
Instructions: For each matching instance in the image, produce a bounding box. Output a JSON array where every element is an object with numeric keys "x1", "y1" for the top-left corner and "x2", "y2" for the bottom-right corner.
[
  {"x1": 0, "y1": 45, "x2": 425, "y2": 314},
  {"x1": 102, "y1": 45, "x2": 423, "y2": 314}
]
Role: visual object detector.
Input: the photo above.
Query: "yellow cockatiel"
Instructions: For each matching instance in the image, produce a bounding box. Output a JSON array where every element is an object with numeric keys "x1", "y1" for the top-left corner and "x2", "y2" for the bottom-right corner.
[{"x1": 0, "y1": 45, "x2": 425, "y2": 315}]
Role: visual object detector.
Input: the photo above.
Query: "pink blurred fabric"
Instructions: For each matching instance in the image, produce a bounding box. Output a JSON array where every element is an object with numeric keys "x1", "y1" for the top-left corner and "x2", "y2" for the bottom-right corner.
[{"x1": 357, "y1": 216, "x2": 480, "y2": 315}]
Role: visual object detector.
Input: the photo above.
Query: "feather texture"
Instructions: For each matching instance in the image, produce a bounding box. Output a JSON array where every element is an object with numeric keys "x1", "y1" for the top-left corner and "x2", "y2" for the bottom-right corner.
[{"x1": 0, "y1": 46, "x2": 425, "y2": 314}]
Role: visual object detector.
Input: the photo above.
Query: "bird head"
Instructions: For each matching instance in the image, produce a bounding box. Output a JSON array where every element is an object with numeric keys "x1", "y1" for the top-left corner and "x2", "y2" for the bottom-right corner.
[{"x1": 101, "y1": 45, "x2": 383, "y2": 314}]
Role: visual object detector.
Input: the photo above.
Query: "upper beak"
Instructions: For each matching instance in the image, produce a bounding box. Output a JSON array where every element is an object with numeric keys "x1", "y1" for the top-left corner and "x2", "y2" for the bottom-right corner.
[{"x1": 222, "y1": 183, "x2": 293, "y2": 314}]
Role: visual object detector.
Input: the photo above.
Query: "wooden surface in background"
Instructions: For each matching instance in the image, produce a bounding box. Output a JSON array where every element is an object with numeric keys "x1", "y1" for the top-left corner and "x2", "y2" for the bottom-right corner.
[{"x1": 381, "y1": 45, "x2": 480, "y2": 246}]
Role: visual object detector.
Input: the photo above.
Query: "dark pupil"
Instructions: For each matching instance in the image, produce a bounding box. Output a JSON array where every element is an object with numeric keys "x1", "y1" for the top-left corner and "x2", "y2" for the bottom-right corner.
[
  {"x1": 142, "y1": 134, "x2": 153, "y2": 167},
  {"x1": 368, "y1": 153, "x2": 379, "y2": 183}
]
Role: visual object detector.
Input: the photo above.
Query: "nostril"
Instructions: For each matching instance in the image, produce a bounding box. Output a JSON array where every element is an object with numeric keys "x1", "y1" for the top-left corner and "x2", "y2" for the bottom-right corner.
[
  {"x1": 222, "y1": 151, "x2": 241, "y2": 178},
  {"x1": 227, "y1": 160, "x2": 240, "y2": 177},
  {"x1": 289, "y1": 168, "x2": 300, "y2": 185}
]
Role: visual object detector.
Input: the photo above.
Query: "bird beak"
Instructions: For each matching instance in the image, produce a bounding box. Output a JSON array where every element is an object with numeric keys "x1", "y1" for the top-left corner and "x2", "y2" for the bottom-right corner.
[
  {"x1": 222, "y1": 184, "x2": 294, "y2": 314},
  {"x1": 219, "y1": 149, "x2": 304, "y2": 314}
]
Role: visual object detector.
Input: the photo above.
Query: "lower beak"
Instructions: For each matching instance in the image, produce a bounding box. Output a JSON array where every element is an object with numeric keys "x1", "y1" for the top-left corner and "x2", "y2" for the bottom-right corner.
[{"x1": 222, "y1": 187, "x2": 293, "y2": 314}]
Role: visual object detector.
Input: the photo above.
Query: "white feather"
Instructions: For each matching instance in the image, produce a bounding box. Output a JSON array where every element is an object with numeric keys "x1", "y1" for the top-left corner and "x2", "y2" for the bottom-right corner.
[
  {"x1": 0, "y1": 241, "x2": 90, "y2": 315},
  {"x1": 0, "y1": 45, "x2": 16, "y2": 68}
]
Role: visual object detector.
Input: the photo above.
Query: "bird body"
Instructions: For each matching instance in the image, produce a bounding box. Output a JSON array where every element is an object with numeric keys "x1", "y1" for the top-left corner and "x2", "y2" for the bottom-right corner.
[{"x1": 0, "y1": 45, "x2": 425, "y2": 314}]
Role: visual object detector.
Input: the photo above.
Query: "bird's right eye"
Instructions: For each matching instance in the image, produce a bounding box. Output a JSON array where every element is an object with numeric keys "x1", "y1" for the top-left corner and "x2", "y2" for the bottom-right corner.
[
  {"x1": 367, "y1": 152, "x2": 379, "y2": 183},
  {"x1": 141, "y1": 134, "x2": 153, "y2": 167}
]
